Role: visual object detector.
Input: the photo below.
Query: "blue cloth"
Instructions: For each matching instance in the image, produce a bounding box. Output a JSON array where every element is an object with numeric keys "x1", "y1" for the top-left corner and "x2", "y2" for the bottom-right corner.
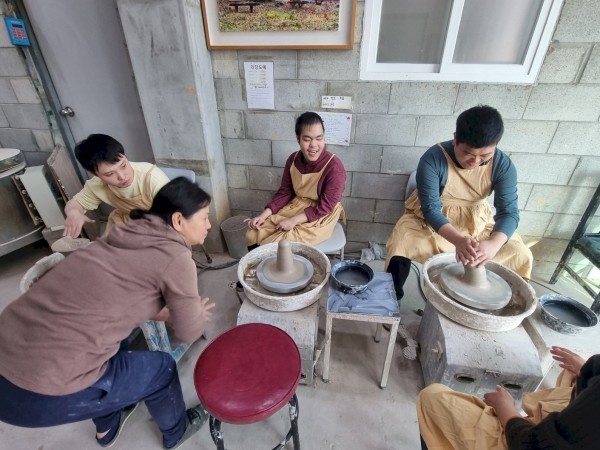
[
  {"x1": 0, "y1": 351, "x2": 187, "y2": 448},
  {"x1": 328, "y1": 272, "x2": 400, "y2": 316},
  {"x1": 416, "y1": 140, "x2": 519, "y2": 238}
]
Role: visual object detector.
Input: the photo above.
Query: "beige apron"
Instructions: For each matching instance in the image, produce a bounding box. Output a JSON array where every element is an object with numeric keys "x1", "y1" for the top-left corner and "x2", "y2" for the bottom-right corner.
[
  {"x1": 385, "y1": 144, "x2": 532, "y2": 278},
  {"x1": 103, "y1": 165, "x2": 156, "y2": 235},
  {"x1": 247, "y1": 152, "x2": 345, "y2": 245},
  {"x1": 416, "y1": 371, "x2": 575, "y2": 450}
]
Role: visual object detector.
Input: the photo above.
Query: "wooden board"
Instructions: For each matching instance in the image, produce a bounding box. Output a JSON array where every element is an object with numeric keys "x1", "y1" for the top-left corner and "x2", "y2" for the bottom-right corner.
[{"x1": 46, "y1": 144, "x2": 101, "y2": 240}]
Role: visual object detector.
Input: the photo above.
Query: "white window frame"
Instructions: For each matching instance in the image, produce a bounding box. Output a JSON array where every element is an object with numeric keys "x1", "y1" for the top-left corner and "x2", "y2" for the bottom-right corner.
[{"x1": 360, "y1": 0, "x2": 564, "y2": 83}]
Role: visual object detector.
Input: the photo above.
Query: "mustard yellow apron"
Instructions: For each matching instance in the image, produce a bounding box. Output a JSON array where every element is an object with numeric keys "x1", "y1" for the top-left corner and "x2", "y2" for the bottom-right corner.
[
  {"x1": 103, "y1": 165, "x2": 156, "y2": 235},
  {"x1": 247, "y1": 153, "x2": 345, "y2": 245},
  {"x1": 416, "y1": 371, "x2": 575, "y2": 450},
  {"x1": 385, "y1": 144, "x2": 532, "y2": 278}
]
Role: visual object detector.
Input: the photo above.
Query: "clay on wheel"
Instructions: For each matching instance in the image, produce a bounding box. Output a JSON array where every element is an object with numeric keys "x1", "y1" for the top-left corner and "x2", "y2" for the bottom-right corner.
[
  {"x1": 256, "y1": 240, "x2": 314, "y2": 294},
  {"x1": 439, "y1": 264, "x2": 512, "y2": 311}
]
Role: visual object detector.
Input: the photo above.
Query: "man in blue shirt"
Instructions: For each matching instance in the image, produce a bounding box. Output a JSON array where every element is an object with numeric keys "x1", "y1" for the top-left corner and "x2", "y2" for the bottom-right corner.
[{"x1": 385, "y1": 105, "x2": 533, "y2": 299}]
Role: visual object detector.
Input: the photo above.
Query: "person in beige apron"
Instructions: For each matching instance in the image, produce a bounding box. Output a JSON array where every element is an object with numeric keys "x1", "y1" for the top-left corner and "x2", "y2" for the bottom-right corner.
[
  {"x1": 246, "y1": 112, "x2": 346, "y2": 246},
  {"x1": 417, "y1": 347, "x2": 599, "y2": 450},
  {"x1": 64, "y1": 134, "x2": 169, "y2": 238},
  {"x1": 103, "y1": 165, "x2": 156, "y2": 234},
  {"x1": 385, "y1": 106, "x2": 533, "y2": 299}
]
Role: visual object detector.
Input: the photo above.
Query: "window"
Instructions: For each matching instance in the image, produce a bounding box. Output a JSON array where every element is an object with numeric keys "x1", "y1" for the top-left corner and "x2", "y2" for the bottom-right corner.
[{"x1": 360, "y1": 0, "x2": 564, "y2": 83}]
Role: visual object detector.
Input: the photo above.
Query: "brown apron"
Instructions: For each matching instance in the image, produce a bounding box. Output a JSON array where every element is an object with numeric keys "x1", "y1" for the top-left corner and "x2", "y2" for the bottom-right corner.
[
  {"x1": 416, "y1": 371, "x2": 575, "y2": 450},
  {"x1": 247, "y1": 152, "x2": 345, "y2": 245},
  {"x1": 385, "y1": 144, "x2": 532, "y2": 278},
  {"x1": 103, "y1": 165, "x2": 156, "y2": 235}
]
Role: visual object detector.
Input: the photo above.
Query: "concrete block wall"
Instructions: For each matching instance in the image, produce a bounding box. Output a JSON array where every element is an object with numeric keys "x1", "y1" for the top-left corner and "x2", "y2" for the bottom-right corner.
[
  {"x1": 210, "y1": 0, "x2": 600, "y2": 274},
  {"x1": 0, "y1": 5, "x2": 54, "y2": 165}
]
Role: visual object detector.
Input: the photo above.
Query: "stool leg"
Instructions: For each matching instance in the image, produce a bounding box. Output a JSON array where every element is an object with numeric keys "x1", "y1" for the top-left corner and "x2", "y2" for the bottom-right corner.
[
  {"x1": 274, "y1": 394, "x2": 300, "y2": 450},
  {"x1": 322, "y1": 314, "x2": 333, "y2": 382},
  {"x1": 380, "y1": 320, "x2": 400, "y2": 389},
  {"x1": 209, "y1": 416, "x2": 225, "y2": 450},
  {"x1": 289, "y1": 394, "x2": 300, "y2": 449},
  {"x1": 374, "y1": 323, "x2": 383, "y2": 343}
]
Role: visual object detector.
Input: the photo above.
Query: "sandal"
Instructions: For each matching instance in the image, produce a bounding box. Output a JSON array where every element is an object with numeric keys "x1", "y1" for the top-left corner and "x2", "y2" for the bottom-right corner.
[{"x1": 96, "y1": 403, "x2": 139, "y2": 448}]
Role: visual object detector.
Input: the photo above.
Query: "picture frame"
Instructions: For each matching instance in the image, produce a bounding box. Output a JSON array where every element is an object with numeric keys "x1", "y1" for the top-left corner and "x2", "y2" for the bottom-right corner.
[{"x1": 200, "y1": 0, "x2": 356, "y2": 50}]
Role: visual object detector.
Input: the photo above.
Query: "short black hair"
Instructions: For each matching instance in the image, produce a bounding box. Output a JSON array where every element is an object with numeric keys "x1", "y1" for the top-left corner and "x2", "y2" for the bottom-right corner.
[
  {"x1": 130, "y1": 177, "x2": 211, "y2": 227},
  {"x1": 455, "y1": 105, "x2": 504, "y2": 148},
  {"x1": 74, "y1": 134, "x2": 125, "y2": 174},
  {"x1": 295, "y1": 112, "x2": 325, "y2": 137}
]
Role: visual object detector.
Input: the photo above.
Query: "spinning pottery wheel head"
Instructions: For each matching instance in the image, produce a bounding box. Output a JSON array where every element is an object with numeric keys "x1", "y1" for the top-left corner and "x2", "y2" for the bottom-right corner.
[
  {"x1": 439, "y1": 264, "x2": 512, "y2": 311},
  {"x1": 422, "y1": 254, "x2": 536, "y2": 332},
  {"x1": 256, "y1": 240, "x2": 314, "y2": 294}
]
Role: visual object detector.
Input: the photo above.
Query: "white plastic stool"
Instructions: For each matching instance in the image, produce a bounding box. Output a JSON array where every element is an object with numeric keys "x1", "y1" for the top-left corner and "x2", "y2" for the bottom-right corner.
[
  {"x1": 158, "y1": 166, "x2": 196, "y2": 183},
  {"x1": 314, "y1": 222, "x2": 346, "y2": 260},
  {"x1": 19, "y1": 253, "x2": 65, "y2": 294}
]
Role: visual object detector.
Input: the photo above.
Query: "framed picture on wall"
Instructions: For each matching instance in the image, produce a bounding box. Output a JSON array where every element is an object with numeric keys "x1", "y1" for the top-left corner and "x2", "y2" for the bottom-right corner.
[{"x1": 200, "y1": 0, "x2": 356, "y2": 50}]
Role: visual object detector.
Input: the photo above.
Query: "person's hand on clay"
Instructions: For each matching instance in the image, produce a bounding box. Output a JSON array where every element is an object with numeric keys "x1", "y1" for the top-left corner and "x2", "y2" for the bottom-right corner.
[
  {"x1": 469, "y1": 233, "x2": 506, "y2": 267},
  {"x1": 550, "y1": 346, "x2": 586, "y2": 376},
  {"x1": 454, "y1": 236, "x2": 479, "y2": 265}
]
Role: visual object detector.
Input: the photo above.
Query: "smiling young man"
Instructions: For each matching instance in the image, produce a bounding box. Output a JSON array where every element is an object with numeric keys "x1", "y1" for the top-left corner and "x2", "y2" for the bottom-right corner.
[
  {"x1": 63, "y1": 134, "x2": 170, "y2": 238},
  {"x1": 385, "y1": 105, "x2": 533, "y2": 299},
  {"x1": 246, "y1": 111, "x2": 347, "y2": 245}
]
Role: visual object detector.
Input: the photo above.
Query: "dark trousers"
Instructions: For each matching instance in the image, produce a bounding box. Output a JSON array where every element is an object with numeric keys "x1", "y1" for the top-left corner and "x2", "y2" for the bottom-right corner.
[
  {"x1": 0, "y1": 351, "x2": 186, "y2": 448},
  {"x1": 386, "y1": 255, "x2": 411, "y2": 299}
]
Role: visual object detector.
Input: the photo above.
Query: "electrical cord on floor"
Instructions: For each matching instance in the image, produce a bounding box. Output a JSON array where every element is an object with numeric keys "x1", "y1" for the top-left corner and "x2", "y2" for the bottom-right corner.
[
  {"x1": 411, "y1": 262, "x2": 428, "y2": 303},
  {"x1": 235, "y1": 287, "x2": 244, "y2": 305},
  {"x1": 194, "y1": 245, "x2": 213, "y2": 264},
  {"x1": 192, "y1": 253, "x2": 239, "y2": 273}
]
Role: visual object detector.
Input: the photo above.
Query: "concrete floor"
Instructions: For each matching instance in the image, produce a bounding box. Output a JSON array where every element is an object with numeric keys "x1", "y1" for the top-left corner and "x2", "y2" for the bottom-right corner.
[{"x1": 0, "y1": 242, "x2": 594, "y2": 450}]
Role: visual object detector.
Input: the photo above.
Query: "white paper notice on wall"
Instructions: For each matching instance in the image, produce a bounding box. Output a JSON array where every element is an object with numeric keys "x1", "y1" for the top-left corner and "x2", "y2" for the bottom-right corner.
[
  {"x1": 318, "y1": 112, "x2": 352, "y2": 146},
  {"x1": 244, "y1": 61, "x2": 275, "y2": 110},
  {"x1": 321, "y1": 96, "x2": 352, "y2": 110}
]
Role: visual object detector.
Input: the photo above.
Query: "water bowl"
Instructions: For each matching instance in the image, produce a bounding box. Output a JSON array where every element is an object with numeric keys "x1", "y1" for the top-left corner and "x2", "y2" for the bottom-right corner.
[
  {"x1": 331, "y1": 260, "x2": 374, "y2": 295},
  {"x1": 539, "y1": 294, "x2": 598, "y2": 335}
]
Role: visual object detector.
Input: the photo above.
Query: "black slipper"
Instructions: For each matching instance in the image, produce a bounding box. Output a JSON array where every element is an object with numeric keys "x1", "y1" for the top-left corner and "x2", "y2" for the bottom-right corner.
[{"x1": 96, "y1": 403, "x2": 139, "y2": 448}]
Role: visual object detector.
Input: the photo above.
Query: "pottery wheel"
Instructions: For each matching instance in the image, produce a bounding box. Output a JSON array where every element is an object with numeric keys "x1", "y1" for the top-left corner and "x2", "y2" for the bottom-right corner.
[
  {"x1": 256, "y1": 240, "x2": 314, "y2": 294},
  {"x1": 439, "y1": 263, "x2": 512, "y2": 311}
]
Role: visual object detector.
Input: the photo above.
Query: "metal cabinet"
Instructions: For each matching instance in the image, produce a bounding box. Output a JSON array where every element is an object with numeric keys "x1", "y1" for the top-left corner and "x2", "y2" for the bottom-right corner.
[{"x1": 0, "y1": 148, "x2": 44, "y2": 257}]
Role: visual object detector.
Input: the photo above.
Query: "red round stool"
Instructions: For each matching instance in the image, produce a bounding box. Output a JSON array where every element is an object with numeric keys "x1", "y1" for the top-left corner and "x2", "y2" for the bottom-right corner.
[{"x1": 194, "y1": 323, "x2": 301, "y2": 450}]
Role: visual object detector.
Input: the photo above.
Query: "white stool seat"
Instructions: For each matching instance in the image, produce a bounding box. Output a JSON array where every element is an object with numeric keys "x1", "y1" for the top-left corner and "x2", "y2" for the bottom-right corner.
[
  {"x1": 158, "y1": 166, "x2": 196, "y2": 183},
  {"x1": 314, "y1": 222, "x2": 346, "y2": 260}
]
